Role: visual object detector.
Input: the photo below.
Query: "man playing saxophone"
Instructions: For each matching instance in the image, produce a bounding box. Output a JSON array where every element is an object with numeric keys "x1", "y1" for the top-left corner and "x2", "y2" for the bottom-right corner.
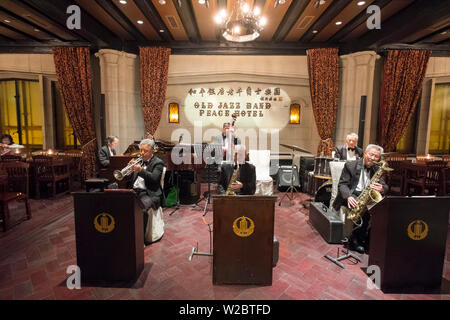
[
  {"x1": 332, "y1": 144, "x2": 388, "y2": 254},
  {"x1": 217, "y1": 145, "x2": 256, "y2": 196}
]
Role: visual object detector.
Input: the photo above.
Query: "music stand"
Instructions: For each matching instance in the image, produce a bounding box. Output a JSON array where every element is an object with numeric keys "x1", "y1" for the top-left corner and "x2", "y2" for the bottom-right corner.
[
  {"x1": 188, "y1": 216, "x2": 213, "y2": 260},
  {"x1": 169, "y1": 170, "x2": 181, "y2": 216},
  {"x1": 192, "y1": 161, "x2": 214, "y2": 216},
  {"x1": 278, "y1": 144, "x2": 311, "y2": 206},
  {"x1": 324, "y1": 245, "x2": 362, "y2": 269}
]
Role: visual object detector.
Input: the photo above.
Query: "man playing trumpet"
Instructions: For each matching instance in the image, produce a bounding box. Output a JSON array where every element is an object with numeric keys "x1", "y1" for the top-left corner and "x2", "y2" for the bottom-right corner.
[{"x1": 126, "y1": 139, "x2": 164, "y2": 244}]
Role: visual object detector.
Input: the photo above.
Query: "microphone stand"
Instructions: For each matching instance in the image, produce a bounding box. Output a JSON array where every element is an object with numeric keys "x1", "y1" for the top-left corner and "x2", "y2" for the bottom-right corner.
[{"x1": 169, "y1": 134, "x2": 184, "y2": 216}]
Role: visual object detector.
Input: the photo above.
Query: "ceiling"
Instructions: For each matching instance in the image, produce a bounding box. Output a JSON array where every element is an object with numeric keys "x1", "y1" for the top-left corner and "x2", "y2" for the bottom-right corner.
[{"x1": 0, "y1": 0, "x2": 449, "y2": 55}]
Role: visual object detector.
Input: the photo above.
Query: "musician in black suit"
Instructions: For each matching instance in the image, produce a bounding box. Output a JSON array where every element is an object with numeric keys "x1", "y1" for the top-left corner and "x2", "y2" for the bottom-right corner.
[
  {"x1": 217, "y1": 145, "x2": 256, "y2": 195},
  {"x1": 98, "y1": 136, "x2": 119, "y2": 167},
  {"x1": 127, "y1": 138, "x2": 164, "y2": 244},
  {"x1": 214, "y1": 121, "x2": 241, "y2": 160},
  {"x1": 334, "y1": 133, "x2": 363, "y2": 161},
  {"x1": 332, "y1": 144, "x2": 388, "y2": 254}
]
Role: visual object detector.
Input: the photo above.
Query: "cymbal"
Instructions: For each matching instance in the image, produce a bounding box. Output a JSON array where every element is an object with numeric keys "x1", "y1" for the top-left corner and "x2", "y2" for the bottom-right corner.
[{"x1": 279, "y1": 143, "x2": 312, "y2": 154}]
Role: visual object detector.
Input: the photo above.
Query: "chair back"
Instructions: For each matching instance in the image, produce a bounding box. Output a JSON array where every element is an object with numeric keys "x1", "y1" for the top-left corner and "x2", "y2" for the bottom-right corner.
[
  {"x1": 426, "y1": 160, "x2": 447, "y2": 168},
  {"x1": 385, "y1": 153, "x2": 407, "y2": 162},
  {"x1": 2, "y1": 161, "x2": 29, "y2": 196},
  {"x1": 249, "y1": 150, "x2": 271, "y2": 180},
  {"x1": 1, "y1": 154, "x2": 23, "y2": 162},
  {"x1": 423, "y1": 166, "x2": 444, "y2": 190}
]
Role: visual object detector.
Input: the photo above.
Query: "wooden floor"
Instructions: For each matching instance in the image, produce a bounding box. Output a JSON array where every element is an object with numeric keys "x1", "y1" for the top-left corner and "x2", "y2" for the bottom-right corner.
[{"x1": 0, "y1": 185, "x2": 449, "y2": 300}]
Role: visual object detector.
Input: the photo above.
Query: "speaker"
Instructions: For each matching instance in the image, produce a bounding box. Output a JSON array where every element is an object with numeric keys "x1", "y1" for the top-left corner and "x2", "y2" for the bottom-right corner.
[
  {"x1": 358, "y1": 96, "x2": 366, "y2": 149},
  {"x1": 270, "y1": 157, "x2": 292, "y2": 179},
  {"x1": 179, "y1": 171, "x2": 199, "y2": 204},
  {"x1": 276, "y1": 165, "x2": 300, "y2": 191}
]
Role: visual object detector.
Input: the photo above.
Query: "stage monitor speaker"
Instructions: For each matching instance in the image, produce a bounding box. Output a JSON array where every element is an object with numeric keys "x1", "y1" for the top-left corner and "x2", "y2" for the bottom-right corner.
[
  {"x1": 277, "y1": 165, "x2": 300, "y2": 191},
  {"x1": 358, "y1": 96, "x2": 366, "y2": 149}
]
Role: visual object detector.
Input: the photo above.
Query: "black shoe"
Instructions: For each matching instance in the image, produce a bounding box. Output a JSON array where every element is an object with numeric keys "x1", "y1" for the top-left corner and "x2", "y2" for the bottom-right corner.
[{"x1": 347, "y1": 237, "x2": 365, "y2": 254}]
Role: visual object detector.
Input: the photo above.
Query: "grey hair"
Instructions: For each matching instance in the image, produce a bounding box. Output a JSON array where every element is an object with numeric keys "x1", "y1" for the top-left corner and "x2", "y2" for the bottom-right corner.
[
  {"x1": 107, "y1": 136, "x2": 118, "y2": 143},
  {"x1": 346, "y1": 133, "x2": 358, "y2": 141},
  {"x1": 140, "y1": 138, "x2": 155, "y2": 150},
  {"x1": 365, "y1": 144, "x2": 384, "y2": 154}
]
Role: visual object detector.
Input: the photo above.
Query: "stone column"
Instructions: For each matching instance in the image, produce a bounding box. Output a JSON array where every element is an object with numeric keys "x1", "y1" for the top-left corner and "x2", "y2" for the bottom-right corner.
[
  {"x1": 95, "y1": 49, "x2": 144, "y2": 154},
  {"x1": 337, "y1": 51, "x2": 380, "y2": 148}
]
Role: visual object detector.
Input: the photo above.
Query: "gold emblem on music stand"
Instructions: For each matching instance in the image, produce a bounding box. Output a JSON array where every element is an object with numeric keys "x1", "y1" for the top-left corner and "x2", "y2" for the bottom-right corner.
[
  {"x1": 233, "y1": 216, "x2": 255, "y2": 237},
  {"x1": 94, "y1": 213, "x2": 115, "y2": 233},
  {"x1": 407, "y1": 220, "x2": 428, "y2": 241}
]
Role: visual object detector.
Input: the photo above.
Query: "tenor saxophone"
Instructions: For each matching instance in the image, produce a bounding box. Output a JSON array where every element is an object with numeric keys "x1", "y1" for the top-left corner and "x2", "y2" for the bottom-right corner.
[
  {"x1": 343, "y1": 160, "x2": 393, "y2": 225},
  {"x1": 226, "y1": 165, "x2": 240, "y2": 196}
]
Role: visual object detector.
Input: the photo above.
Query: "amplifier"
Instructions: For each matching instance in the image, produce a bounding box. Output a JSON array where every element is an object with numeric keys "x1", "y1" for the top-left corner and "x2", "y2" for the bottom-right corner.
[{"x1": 309, "y1": 202, "x2": 344, "y2": 244}]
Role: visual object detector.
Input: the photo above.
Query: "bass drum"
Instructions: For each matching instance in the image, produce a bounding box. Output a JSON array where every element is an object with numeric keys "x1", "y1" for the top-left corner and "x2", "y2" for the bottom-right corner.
[{"x1": 314, "y1": 181, "x2": 332, "y2": 208}]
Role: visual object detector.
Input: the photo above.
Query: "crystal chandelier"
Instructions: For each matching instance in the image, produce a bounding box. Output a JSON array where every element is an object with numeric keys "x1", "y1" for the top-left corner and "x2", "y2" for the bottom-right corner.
[{"x1": 214, "y1": 0, "x2": 267, "y2": 42}]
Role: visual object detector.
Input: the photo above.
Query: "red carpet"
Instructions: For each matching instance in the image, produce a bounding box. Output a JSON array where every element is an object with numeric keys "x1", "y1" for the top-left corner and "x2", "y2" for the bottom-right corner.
[{"x1": 0, "y1": 185, "x2": 449, "y2": 300}]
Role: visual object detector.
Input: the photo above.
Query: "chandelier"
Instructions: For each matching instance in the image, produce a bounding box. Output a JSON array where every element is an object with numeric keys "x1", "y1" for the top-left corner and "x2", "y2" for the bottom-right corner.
[{"x1": 214, "y1": 0, "x2": 267, "y2": 42}]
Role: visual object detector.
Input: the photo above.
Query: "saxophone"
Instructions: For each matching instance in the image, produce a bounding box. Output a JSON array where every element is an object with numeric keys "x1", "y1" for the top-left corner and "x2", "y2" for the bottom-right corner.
[
  {"x1": 344, "y1": 160, "x2": 393, "y2": 224},
  {"x1": 226, "y1": 165, "x2": 240, "y2": 196},
  {"x1": 225, "y1": 112, "x2": 240, "y2": 196}
]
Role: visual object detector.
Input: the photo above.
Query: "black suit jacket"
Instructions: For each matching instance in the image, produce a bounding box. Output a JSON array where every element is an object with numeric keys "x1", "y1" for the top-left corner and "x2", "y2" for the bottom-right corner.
[
  {"x1": 98, "y1": 145, "x2": 116, "y2": 167},
  {"x1": 217, "y1": 162, "x2": 256, "y2": 195},
  {"x1": 332, "y1": 159, "x2": 388, "y2": 211},
  {"x1": 127, "y1": 155, "x2": 164, "y2": 201},
  {"x1": 335, "y1": 145, "x2": 363, "y2": 161}
]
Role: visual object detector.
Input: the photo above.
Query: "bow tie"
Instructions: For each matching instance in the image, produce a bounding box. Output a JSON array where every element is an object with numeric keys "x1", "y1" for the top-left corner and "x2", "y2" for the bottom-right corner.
[{"x1": 348, "y1": 147, "x2": 356, "y2": 151}]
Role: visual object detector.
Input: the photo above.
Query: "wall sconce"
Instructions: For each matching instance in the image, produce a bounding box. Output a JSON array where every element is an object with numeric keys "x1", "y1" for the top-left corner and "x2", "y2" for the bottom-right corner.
[
  {"x1": 168, "y1": 103, "x2": 179, "y2": 123},
  {"x1": 289, "y1": 103, "x2": 300, "y2": 124}
]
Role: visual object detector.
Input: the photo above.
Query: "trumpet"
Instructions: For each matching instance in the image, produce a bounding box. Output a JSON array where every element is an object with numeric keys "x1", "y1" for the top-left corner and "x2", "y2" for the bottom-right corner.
[{"x1": 113, "y1": 156, "x2": 143, "y2": 181}]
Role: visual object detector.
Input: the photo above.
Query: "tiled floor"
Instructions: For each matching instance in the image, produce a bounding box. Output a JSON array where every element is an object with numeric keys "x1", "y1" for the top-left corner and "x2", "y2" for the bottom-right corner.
[{"x1": 0, "y1": 185, "x2": 449, "y2": 300}]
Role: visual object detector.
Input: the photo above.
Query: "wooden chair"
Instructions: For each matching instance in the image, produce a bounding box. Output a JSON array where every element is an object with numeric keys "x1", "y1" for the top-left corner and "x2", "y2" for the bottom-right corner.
[
  {"x1": 33, "y1": 155, "x2": 71, "y2": 199},
  {"x1": 0, "y1": 162, "x2": 31, "y2": 231},
  {"x1": 404, "y1": 165, "x2": 444, "y2": 196},
  {"x1": 385, "y1": 157, "x2": 410, "y2": 196}
]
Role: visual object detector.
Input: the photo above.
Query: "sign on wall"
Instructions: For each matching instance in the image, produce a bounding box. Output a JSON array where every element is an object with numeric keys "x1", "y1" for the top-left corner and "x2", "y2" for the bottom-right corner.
[{"x1": 184, "y1": 85, "x2": 291, "y2": 130}]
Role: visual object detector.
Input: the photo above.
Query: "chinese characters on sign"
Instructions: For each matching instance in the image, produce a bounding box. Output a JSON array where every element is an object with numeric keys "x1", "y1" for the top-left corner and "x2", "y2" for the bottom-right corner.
[{"x1": 187, "y1": 86, "x2": 284, "y2": 119}]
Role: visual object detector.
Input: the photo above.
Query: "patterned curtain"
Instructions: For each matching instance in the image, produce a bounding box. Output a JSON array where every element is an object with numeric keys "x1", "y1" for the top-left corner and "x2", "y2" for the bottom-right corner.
[
  {"x1": 139, "y1": 47, "x2": 171, "y2": 135},
  {"x1": 307, "y1": 48, "x2": 339, "y2": 156},
  {"x1": 379, "y1": 50, "x2": 431, "y2": 152},
  {"x1": 52, "y1": 47, "x2": 98, "y2": 179}
]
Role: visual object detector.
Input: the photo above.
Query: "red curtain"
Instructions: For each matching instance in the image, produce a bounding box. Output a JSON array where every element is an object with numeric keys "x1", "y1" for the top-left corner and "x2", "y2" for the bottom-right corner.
[
  {"x1": 307, "y1": 48, "x2": 339, "y2": 156},
  {"x1": 379, "y1": 49, "x2": 431, "y2": 152},
  {"x1": 139, "y1": 47, "x2": 171, "y2": 135},
  {"x1": 52, "y1": 47, "x2": 98, "y2": 179}
]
